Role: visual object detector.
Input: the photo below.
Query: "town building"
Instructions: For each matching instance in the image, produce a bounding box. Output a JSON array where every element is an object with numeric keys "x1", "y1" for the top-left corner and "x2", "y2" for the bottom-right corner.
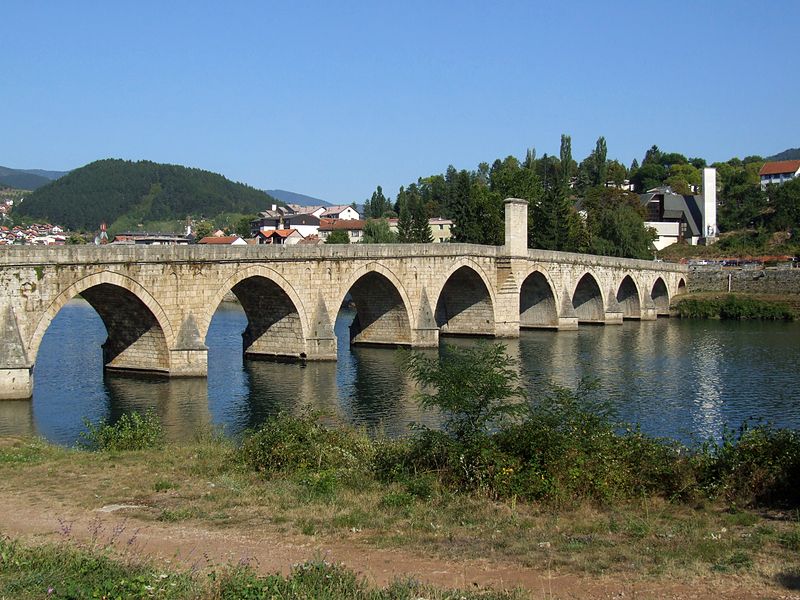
[
  {"x1": 111, "y1": 232, "x2": 191, "y2": 245},
  {"x1": 318, "y1": 218, "x2": 365, "y2": 242},
  {"x1": 387, "y1": 217, "x2": 454, "y2": 242},
  {"x1": 255, "y1": 229, "x2": 305, "y2": 245},
  {"x1": 639, "y1": 167, "x2": 717, "y2": 250},
  {"x1": 197, "y1": 235, "x2": 247, "y2": 245},
  {"x1": 758, "y1": 160, "x2": 800, "y2": 190}
]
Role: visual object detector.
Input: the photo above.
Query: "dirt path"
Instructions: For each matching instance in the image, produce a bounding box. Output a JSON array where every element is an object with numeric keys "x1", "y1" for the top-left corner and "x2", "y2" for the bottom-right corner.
[{"x1": 0, "y1": 490, "x2": 791, "y2": 599}]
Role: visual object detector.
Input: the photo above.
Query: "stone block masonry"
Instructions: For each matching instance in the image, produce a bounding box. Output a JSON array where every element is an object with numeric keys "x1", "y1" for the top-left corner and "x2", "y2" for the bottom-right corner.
[{"x1": 0, "y1": 200, "x2": 687, "y2": 399}]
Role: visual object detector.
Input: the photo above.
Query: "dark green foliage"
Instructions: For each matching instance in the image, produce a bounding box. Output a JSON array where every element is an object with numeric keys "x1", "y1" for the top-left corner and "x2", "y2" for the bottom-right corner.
[
  {"x1": 365, "y1": 185, "x2": 392, "y2": 219},
  {"x1": 582, "y1": 187, "x2": 655, "y2": 259},
  {"x1": 361, "y1": 219, "x2": 397, "y2": 243},
  {"x1": 401, "y1": 344, "x2": 527, "y2": 442},
  {"x1": 324, "y1": 230, "x2": 350, "y2": 244},
  {"x1": 674, "y1": 296, "x2": 795, "y2": 321},
  {"x1": 238, "y1": 411, "x2": 373, "y2": 478},
  {"x1": 700, "y1": 424, "x2": 800, "y2": 507},
  {"x1": 16, "y1": 159, "x2": 278, "y2": 232},
  {"x1": 78, "y1": 410, "x2": 164, "y2": 451}
]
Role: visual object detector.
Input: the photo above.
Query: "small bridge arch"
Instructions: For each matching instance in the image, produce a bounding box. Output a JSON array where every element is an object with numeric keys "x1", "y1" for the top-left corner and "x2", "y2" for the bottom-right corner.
[
  {"x1": 572, "y1": 271, "x2": 606, "y2": 324},
  {"x1": 616, "y1": 274, "x2": 642, "y2": 319},
  {"x1": 519, "y1": 268, "x2": 559, "y2": 328}
]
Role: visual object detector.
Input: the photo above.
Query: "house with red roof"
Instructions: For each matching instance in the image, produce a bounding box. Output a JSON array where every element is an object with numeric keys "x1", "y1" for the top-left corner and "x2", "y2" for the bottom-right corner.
[
  {"x1": 759, "y1": 160, "x2": 800, "y2": 190},
  {"x1": 318, "y1": 218, "x2": 366, "y2": 243},
  {"x1": 197, "y1": 235, "x2": 247, "y2": 245},
  {"x1": 255, "y1": 228, "x2": 305, "y2": 245}
]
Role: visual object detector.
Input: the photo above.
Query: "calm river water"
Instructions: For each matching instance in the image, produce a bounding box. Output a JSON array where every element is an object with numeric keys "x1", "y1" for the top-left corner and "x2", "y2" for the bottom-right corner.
[{"x1": 1, "y1": 299, "x2": 798, "y2": 445}]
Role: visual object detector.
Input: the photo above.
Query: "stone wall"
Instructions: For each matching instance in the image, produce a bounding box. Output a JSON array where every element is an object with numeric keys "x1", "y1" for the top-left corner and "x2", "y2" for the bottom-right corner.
[{"x1": 687, "y1": 267, "x2": 800, "y2": 295}]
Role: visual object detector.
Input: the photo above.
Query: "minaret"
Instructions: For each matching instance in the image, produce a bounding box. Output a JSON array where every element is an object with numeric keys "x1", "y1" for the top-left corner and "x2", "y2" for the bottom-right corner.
[{"x1": 702, "y1": 168, "x2": 717, "y2": 241}]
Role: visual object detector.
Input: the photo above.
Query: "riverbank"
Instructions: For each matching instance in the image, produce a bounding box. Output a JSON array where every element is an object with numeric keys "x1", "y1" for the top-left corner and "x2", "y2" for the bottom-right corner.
[
  {"x1": 1, "y1": 425, "x2": 798, "y2": 598},
  {"x1": 672, "y1": 293, "x2": 798, "y2": 320}
]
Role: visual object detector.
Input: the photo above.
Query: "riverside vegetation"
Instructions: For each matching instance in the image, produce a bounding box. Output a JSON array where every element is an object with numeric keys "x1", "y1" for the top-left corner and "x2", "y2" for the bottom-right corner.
[
  {"x1": 1, "y1": 344, "x2": 799, "y2": 597},
  {"x1": 674, "y1": 295, "x2": 797, "y2": 321}
]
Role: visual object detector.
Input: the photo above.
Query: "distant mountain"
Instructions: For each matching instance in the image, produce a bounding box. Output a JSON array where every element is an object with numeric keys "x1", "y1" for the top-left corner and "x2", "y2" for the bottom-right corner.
[
  {"x1": 16, "y1": 159, "x2": 280, "y2": 231},
  {"x1": 266, "y1": 189, "x2": 331, "y2": 207},
  {"x1": 0, "y1": 165, "x2": 69, "y2": 190},
  {"x1": 767, "y1": 148, "x2": 800, "y2": 161}
]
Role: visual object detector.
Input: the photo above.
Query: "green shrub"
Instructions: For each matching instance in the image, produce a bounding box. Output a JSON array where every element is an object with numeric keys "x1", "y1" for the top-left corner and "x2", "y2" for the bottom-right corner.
[
  {"x1": 701, "y1": 424, "x2": 800, "y2": 507},
  {"x1": 78, "y1": 410, "x2": 164, "y2": 451},
  {"x1": 674, "y1": 296, "x2": 795, "y2": 320},
  {"x1": 239, "y1": 412, "x2": 374, "y2": 481}
]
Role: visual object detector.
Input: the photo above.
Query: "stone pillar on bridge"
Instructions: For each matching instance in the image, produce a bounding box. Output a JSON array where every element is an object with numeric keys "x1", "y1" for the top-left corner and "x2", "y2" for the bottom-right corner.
[
  {"x1": 604, "y1": 286, "x2": 624, "y2": 325},
  {"x1": 557, "y1": 288, "x2": 579, "y2": 330},
  {"x1": 305, "y1": 294, "x2": 338, "y2": 360},
  {"x1": 411, "y1": 287, "x2": 439, "y2": 347},
  {"x1": 0, "y1": 305, "x2": 33, "y2": 399},
  {"x1": 495, "y1": 198, "x2": 529, "y2": 337},
  {"x1": 170, "y1": 314, "x2": 209, "y2": 376}
]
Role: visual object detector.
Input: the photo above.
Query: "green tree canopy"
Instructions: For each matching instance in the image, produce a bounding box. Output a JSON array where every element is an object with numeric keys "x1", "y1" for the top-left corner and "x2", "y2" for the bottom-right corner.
[{"x1": 324, "y1": 230, "x2": 350, "y2": 244}]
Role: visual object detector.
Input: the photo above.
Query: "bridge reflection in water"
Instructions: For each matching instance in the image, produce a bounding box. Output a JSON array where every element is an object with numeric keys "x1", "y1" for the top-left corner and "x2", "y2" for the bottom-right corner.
[{"x1": 9, "y1": 299, "x2": 800, "y2": 446}]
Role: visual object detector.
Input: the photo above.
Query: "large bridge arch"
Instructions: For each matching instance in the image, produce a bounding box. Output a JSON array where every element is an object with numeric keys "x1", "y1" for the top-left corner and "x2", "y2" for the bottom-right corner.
[
  {"x1": 616, "y1": 274, "x2": 642, "y2": 319},
  {"x1": 651, "y1": 277, "x2": 670, "y2": 315},
  {"x1": 519, "y1": 267, "x2": 559, "y2": 328},
  {"x1": 30, "y1": 271, "x2": 174, "y2": 373},
  {"x1": 335, "y1": 262, "x2": 413, "y2": 346},
  {"x1": 571, "y1": 271, "x2": 606, "y2": 324},
  {"x1": 205, "y1": 265, "x2": 309, "y2": 360},
  {"x1": 434, "y1": 260, "x2": 497, "y2": 336}
]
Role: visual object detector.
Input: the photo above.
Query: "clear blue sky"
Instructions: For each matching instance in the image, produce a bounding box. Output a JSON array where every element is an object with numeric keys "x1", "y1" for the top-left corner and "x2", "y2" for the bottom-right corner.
[{"x1": 4, "y1": 1, "x2": 798, "y2": 204}]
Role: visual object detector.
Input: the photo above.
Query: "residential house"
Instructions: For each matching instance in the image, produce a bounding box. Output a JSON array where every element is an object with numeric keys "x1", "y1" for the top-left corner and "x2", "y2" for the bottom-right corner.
[
  {"x1": 759, "y1": 160, "x2": 800, "y2": 190},
  {"x1": 387, "y1": 217, "x2": 454, "y2": 242},
  {"x1": 198, "y1": 235, "x2": 248, "y2": 245},
  {"x1": 255, "y1": 228, "x2": 305, "y2": 245},
  {"x1": 320, "y1": 205, "x2": 360, "y2": 220},
  {"x1": 639, "y1": 168, "x2": 717, "y2": 250},
  {"x1": 318, "y1": 218, "x2": 366, "y2": 243}
]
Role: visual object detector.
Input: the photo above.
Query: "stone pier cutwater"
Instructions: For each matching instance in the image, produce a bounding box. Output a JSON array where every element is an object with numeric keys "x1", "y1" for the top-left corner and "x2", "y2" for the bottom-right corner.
[{"x1": 0, "y1": 199, "x2": 687, "y2": 399}]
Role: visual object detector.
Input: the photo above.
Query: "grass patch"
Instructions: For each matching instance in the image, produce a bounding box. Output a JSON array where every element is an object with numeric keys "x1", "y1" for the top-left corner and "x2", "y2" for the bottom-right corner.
[{"x1": 674, "y1": 295, "x2": 796, "y2": 320}]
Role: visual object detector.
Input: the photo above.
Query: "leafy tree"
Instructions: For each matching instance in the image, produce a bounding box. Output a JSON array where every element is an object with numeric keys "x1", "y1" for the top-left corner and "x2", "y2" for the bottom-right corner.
[
  {"x1": 365, "y1": 186, "x2": 391, "y2": 219},
  {"x1": 236, "y1": 215, "x2": 255, "y2": 238},
  {"x1": 592, "y1": 136, "x2": 608, "y2": 186},
  {"x1": 559, "y1": 134, "x2": 573, "y2": 190},
  {"x1": 529, "y1": 185, "x2": 574, "y2": 251},
  {"x1": 401, "y1": 343, "x2": 526, "y2": 442},
  {"x1": 67, "y1": 233, "x2": 86, "y2": 244},
  {"x1": 361, "y1": 219, "x2": 397, "y2": 243},
  {"x1": 665, "y1": 163, "x2": 701, "y2": 195},
  {"x1": 583, "y1": 187, "x2": 655, "y2": 259},
  {"x1": 768, "y1": 177, "x2": 800, "y2": 232},
  {"x1": 324, "y1": 230, "x2": 350, "y2": 244},
  {"x1": 193, "y1": 220, "x2": 213, "y2": 241},
  {"x1": 396, "y1": 187, "x2": 414, "y2": 242},
  {"x1": 606, "y1": 160, "x2": 627, "y2": 186}
]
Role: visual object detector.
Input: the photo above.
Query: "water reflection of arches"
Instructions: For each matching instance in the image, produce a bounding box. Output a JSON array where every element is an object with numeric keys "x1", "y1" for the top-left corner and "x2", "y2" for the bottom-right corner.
[
  {"x1": 520, "y1": 271, "x2": 558, "y2": 329},
  {"x1": 651, "y1": 277, "x2": 670, "y2": 316},
  {"x1": 616, "y1": 275, "x2": 642, "y2": 320},
  {"x1": 339, "y1": 270, "x2": 412, "y2": 347},
  {"x1": 104, "y1": 373, "x2": 211, "y2": 442},
  {"x1": 436, "y1": 265, "x2": 495, "y2": 336},
  {"x1": 31, "y1": 273, "x2": 172, "y2": 374},
  {"x1": 207, "y1": 268, "x2": 308, "y2": 361},
  {"x1": 572, "y1": 273, "x2": 605, "y2": 324}
]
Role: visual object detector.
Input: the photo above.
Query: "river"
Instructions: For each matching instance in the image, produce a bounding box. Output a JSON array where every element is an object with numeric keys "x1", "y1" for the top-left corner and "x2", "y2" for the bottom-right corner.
[{"x1": 1, "y1": 299, "x2": 798, "y2": 445}]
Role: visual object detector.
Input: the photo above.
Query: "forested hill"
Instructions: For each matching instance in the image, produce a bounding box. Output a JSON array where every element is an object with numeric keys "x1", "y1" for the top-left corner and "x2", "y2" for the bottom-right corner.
[{"x1": 15, "y1": 159, "x2": 278, "y2": 231}]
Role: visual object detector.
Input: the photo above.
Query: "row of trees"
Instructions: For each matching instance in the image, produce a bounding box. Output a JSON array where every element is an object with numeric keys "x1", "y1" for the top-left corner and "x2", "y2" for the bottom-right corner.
[{"x1": 360, "y1": 138, "x2": 799, "y2": 258}]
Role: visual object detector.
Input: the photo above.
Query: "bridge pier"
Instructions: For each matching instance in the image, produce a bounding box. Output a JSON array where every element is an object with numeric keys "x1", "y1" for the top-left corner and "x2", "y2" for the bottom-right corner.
[{"x1": 0, "y1": 306, "x2": 33, "y2": 399}]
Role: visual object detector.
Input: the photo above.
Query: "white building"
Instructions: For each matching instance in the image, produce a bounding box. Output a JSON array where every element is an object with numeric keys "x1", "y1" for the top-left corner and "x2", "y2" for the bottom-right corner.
[
  {"x1": 759, "y1": 160, "x2": 800, "y2": 190},
  {"x1": 640, "y1": 167, "x2": 717, "y2": 250}
]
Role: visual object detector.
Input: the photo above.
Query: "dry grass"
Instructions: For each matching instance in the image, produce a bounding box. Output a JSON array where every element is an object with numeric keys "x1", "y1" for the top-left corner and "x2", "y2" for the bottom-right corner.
[{"x1": 1, "y1": 435, "x2": 799, "y2": 591}]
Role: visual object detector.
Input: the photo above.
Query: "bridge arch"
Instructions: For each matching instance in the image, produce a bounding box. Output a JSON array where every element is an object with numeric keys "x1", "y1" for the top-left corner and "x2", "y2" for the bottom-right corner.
[
  {"x1": 677, "y1": 277, "x2": 687, "y2": 295},
  {"x1": 434, "y1": 260, "x2": 497, "y2": 336},
  {"x1": 616, "y1": 274, "x2": 642, "y2": 319},
  {"x1": 336, "y1": 262, "x2": 413, "y2": 346},
  {"x1": 572, "y1": 271, "x2": 606, "y2": 324},
  {"x1": 651, "y1": 277, "x2": 670, "y2": 315},
  {"x1": 206, "y1": 266, "x2": 309, "y2": 360},
  {"x1": 519, "y1": 268, "x2": 559, "y2": 328},
  {"x1": 30, "y1": 271, "x2": 174, "y2": 373}
]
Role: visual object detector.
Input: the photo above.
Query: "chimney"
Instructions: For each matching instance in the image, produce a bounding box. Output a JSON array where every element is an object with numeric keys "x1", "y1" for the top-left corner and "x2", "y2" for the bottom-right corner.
[{"x1": 702, "y1": 168, "x2": 717, "y2": 238}]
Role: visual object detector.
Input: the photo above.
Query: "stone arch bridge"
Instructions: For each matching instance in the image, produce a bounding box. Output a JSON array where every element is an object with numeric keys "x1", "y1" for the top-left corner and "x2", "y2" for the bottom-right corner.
[{"x1": 0, "y1": 200, "x2": 687, "y2": 399}]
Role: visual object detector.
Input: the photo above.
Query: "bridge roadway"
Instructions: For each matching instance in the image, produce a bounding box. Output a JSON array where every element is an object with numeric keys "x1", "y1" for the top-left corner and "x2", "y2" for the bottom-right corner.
[{"x1": 0, "y1": 200, "x2": 687, "y2": 399}]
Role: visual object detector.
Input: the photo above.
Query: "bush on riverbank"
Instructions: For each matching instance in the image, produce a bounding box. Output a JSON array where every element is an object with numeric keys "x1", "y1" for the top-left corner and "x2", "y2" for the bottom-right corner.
[
  {"x1": 674, "y1": 295, "x2": 796, "y2": 320},
  {"x1": 78, "y1": 409, "x2": 164, "y2": 451},
  {"x1": 237, "y1": 344, "x2": 800, "y2": 510}
]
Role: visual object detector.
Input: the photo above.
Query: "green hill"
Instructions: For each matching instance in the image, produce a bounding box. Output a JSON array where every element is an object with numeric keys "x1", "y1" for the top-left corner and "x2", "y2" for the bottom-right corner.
[
  {"x1": 16, "y1": 159, "x2": 278, "y2": 231},
  {"x1": 767, "y1": 148, "x2": 800, "y2": 161}
]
